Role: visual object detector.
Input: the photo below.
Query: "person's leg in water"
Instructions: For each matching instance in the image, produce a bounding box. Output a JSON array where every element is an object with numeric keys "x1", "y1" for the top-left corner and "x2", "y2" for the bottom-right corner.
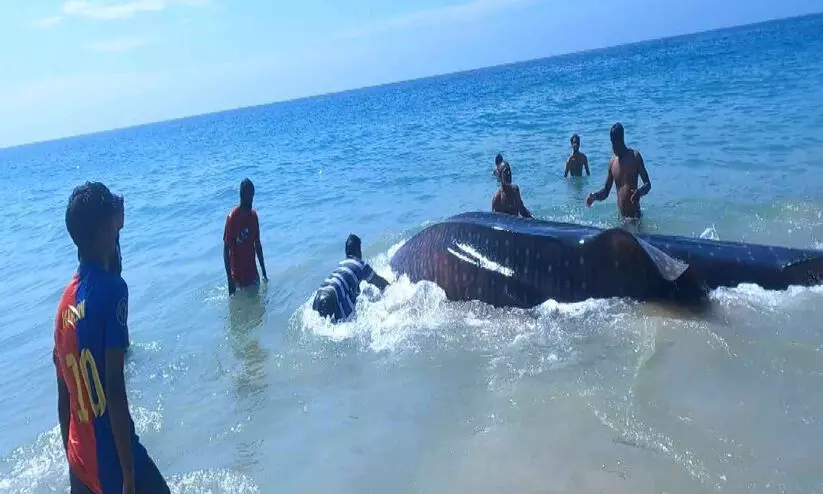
[{"x1": 135, "y1": 455, "x2": 171, "y2": 494}]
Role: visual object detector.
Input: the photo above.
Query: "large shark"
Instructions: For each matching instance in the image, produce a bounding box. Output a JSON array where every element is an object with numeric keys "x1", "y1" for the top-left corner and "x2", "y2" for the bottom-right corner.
[{"x1": 389, "y1": 212, "x2": 823, "y2": 308}]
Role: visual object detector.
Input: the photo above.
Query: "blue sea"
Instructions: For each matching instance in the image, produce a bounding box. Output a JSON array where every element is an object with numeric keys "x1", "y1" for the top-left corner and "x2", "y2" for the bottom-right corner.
[{"x1": 2, "y1": 13, "x2": 823, "y2": 494}]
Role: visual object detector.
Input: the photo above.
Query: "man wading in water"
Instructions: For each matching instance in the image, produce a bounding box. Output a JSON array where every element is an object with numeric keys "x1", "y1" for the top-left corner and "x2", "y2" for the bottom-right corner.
[
  {"x1": 564, "y1": 134, "x2": 590, "y2": 177},
  {"x1": 586, "y1": 123, "x2": 651, "y2": 219},
  {"x1": 223, "y1": 178, "x2": 269, "y2": 295}
]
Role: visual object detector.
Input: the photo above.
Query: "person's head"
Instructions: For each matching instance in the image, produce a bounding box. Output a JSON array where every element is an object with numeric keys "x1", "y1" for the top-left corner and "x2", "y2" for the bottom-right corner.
[
  {"x1": 345, "y1": 234, "x2": 362, "y2": 259},
  {"x1": 610, "y1": 123, "x2": 626, "y2": 156},
  {"x1": 571, "y1": 134, "x2": 580, "y2": 152},
  {"x1": 495, "y1": 153, "x2": 504, "y2": 167},
  {"x1": 499, "y1": 161, "x2": 512, "y2": 185},
  {"x1": 66, "y1": 182, "x2": 123, "y2": 264},
  {"x1": 240, "y1": 178, "x2": 255, "y2": 209}
]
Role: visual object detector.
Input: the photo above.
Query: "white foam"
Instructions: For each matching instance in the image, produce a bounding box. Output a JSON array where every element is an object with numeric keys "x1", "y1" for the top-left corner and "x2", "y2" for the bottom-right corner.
[
  {"x1": 299, "y1": 273, "x2": 451, "y2": 352},
  {"x1": 699, "y1": 225, "x2": 720, "y2": 241},
  {"x1": 0, "y1": 404, "x2": 165, "y2": 493},
  {"x1": 0, "y1": 427, "x2": 66, "y2": 494},
  {"x1": 711, "y1": 283, "x2": 823, "y2": 310},
  {"x1": 299, "y1": 241, "x2": 631, "y2": 355},
  {"x1": 536, "y1": 297, "x2": 622, "y2": 318},
  {"x1": 169, "y1": 468, "x2": 260, "y2": 493}
]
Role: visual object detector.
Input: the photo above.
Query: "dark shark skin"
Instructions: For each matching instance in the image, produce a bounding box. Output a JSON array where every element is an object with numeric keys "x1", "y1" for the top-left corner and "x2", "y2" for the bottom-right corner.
[{"x1": 389, "y1": 212, "x2": 823, "y2": 308}]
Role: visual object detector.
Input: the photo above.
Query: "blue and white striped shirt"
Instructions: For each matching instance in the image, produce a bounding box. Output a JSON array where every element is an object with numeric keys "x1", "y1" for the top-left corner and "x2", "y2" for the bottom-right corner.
[{"x1": 319, "y1": 256, "x2": 376, "y2": 321}]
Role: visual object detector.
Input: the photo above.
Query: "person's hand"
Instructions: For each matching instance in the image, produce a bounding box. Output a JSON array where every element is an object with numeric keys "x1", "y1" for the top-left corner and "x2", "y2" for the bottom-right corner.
[
  {"x1": 629, "y1": 189, "x2": 640, "y2": 204},
  {"x1": 228, "y1": 279, "x2": 236, "y2": 296},
  {"x1": 262, "y1": 276, "x2": 269, "y2": 283},
  {"x1": 586, "y1": 193, "x2": 596, "y2": 208}
]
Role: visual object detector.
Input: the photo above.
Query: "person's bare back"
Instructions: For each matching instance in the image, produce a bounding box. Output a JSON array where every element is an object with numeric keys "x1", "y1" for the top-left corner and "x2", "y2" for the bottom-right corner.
[
  {"x1": 586, "y1": 123, "x2": 651, "y2": 218},
  {"x1": 610, "y1": 150, "x2": 648, "y2": 217}
]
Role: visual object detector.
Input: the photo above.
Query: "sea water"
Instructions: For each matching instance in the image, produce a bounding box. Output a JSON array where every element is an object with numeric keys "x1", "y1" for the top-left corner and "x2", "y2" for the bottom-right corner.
[{"x1": 1, "y1": 13, "x2": 822, "y2": 494}]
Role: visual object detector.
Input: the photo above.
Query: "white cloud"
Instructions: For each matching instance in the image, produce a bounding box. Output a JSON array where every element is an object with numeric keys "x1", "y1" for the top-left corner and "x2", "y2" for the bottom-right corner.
[
  {"x1": 61, "y1": 0, "x2": 205, "y2": 21},
  {"x1": 340, "y1": 0, "x2": 535, "y2": 39},
  {"x1": 86, "y1": 37, "x2": 153, "y2": 52},
  {"x1": 31, "y1": 16, "x2": 63, "y2": 29}
]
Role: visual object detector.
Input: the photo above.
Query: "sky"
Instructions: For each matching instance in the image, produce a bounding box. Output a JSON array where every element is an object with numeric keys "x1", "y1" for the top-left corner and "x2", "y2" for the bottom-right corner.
[{"x1": 1, "y1": 0, "x2": 822, "y2": 148}]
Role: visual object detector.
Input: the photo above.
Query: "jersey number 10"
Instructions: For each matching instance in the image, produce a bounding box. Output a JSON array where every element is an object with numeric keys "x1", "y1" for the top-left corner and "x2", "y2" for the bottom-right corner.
[{"x1": 66, "y1": 349, "x2": 107, "y2": 422}]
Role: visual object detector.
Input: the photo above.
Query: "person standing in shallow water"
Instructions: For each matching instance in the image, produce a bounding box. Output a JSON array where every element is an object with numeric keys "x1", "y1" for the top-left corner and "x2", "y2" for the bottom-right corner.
[
  {"x1": 586, "y1": 123, "x2": 651, "y2": 219},
  {"x1": 223, "y1": 178, "x2": 269, "y2": 295},
  {"x1": 55, "y1": 182, "x2": 169, "y2": 494},
  {"x1": 564, "y1": 134, "x2": 590, "y2": 177},
  {"x1": 492, "y1": 161, "x2": 533, "y2": 218}
]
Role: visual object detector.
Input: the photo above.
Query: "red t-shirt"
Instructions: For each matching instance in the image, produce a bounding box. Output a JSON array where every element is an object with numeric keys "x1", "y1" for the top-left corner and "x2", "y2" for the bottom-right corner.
[{"x1": 223, "y1": 207, "x2": 260, "y2": 286}]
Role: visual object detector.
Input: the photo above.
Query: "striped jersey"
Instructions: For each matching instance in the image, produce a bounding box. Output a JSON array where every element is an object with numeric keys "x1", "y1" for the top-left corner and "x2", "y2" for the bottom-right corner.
[
  {"x1": 318, "y1": 256, "x2": 376, "y2": 321},
  {"x1": 53, "y1": 262, "x2": 149, "y2": 493}
]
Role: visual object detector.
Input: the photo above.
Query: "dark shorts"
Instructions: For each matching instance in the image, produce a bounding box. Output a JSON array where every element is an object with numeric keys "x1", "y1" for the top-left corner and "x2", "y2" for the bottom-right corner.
[
  {"x1": 312, "y1": 287, "x2": 342, "y2": 322},
  {"x1": 70, "y1": 456, "x2": 170, "y2": 494}
]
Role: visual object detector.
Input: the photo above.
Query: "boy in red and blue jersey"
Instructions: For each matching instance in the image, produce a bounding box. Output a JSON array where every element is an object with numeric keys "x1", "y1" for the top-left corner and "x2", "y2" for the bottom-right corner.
[{"x1": 54, "y1": 182, "x2": 169, "y2": 494}]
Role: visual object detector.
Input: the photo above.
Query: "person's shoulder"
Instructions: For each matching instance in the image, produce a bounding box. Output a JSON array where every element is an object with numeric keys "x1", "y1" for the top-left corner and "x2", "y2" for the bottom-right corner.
[
  {"x1": 99, "y1": 271, "x2": 128, "y2": 296},
  {"x1": 342, "y1": 256, "x2": 365, "y2": 267},
  {"x1": 631, "y1": 148, "x2": 642, "y2": 159},
  {"x1": 580, "y1": 152, "x2": 588, "y2": 159},
  {"x1": 227, "y1": 206, "x2": 240, "y2": 220},
  {"x1": 85, "y1": 271, "x2": 127, "y2": 312}
]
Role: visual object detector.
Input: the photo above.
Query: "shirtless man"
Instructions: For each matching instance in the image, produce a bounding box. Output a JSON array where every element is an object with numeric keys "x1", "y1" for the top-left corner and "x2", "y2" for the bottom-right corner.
[
  {"x1": 564, "y1": 134, "x2": 589, "y2": 177},
  {"x1": 586, "y1": 123, "x2": 651, "y2": 218},
  {"x1": 492, "y1": 161, "x2": 533, "y2": 218}
]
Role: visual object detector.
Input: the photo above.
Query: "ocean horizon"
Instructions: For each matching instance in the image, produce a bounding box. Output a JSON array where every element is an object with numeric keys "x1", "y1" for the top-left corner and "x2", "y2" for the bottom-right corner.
[{"x1": 3, "y1": 12, "x2": 820, "y2": 151}]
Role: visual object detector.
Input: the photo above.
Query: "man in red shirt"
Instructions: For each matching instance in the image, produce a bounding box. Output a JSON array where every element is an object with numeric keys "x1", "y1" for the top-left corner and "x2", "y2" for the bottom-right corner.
[{"x1": 223, "y1": 178, "x2": 268, "y2": 295}]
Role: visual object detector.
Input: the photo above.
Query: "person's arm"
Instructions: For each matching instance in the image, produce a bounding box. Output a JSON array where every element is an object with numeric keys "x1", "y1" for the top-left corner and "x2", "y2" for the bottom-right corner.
[
  {"x1": 54, "y1": 350, "x2": 70, "y2": 453},
  {"x1": 564, "y1": 157, "x2": 571, "y2": 178},
  {"x1": 223, "y1": 215, "x2": 236, "y2": 295},
  {"x1": 491, "y1": 190, "x2": 501, "y2": 213},
  {"x1": 371, "y1": 274, "x2": 390, "y2": 291},
  {"x1": 587, "y1": 165, "x2": 614, "y2": 206},
  {"x1": 253, "y1": 214, "x2": 268, "y2": 282},
  {"x1": 634, "y1": 152, "x2": 651, "y2": 200},
  {"x1": 515, "y1": 186, "x2": 533, "y2": 218},
  {"x1": 106, "y1": 348, "x2": 135, "y2": 494},
  {"x1": 104, "y1": 284, "x2": 135, "y2": 494},
  {"x1": 363, "y1": 264, "x2": 389, "y2": 291},
  {"x1": 584, "y1": 155, "x2": 590, "y2": 176}
]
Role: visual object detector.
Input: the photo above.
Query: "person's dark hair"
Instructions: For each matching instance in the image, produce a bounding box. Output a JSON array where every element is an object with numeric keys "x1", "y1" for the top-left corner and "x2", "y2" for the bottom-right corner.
[
  {"x1": 240, "y1": 178, "x2": 254, "y2": 195},
  {"x1": 495, "y1": 153, "x2": 504, "y2": 166},
  {"x1": 571, "y1": 134, "x2": 580, "y2": 144},
  {"x1": 610, "y1": 123, "x2": 625, "y2": 144},
  {"x1": 345, "y1": 234, "x2": 362, "y2": 258},
  {"x1": 66, "y1": 182, "x2": 119, "y2": 255},
  {"x1": 610, "y1": 122, "x2": 627, "y2": 157}
]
